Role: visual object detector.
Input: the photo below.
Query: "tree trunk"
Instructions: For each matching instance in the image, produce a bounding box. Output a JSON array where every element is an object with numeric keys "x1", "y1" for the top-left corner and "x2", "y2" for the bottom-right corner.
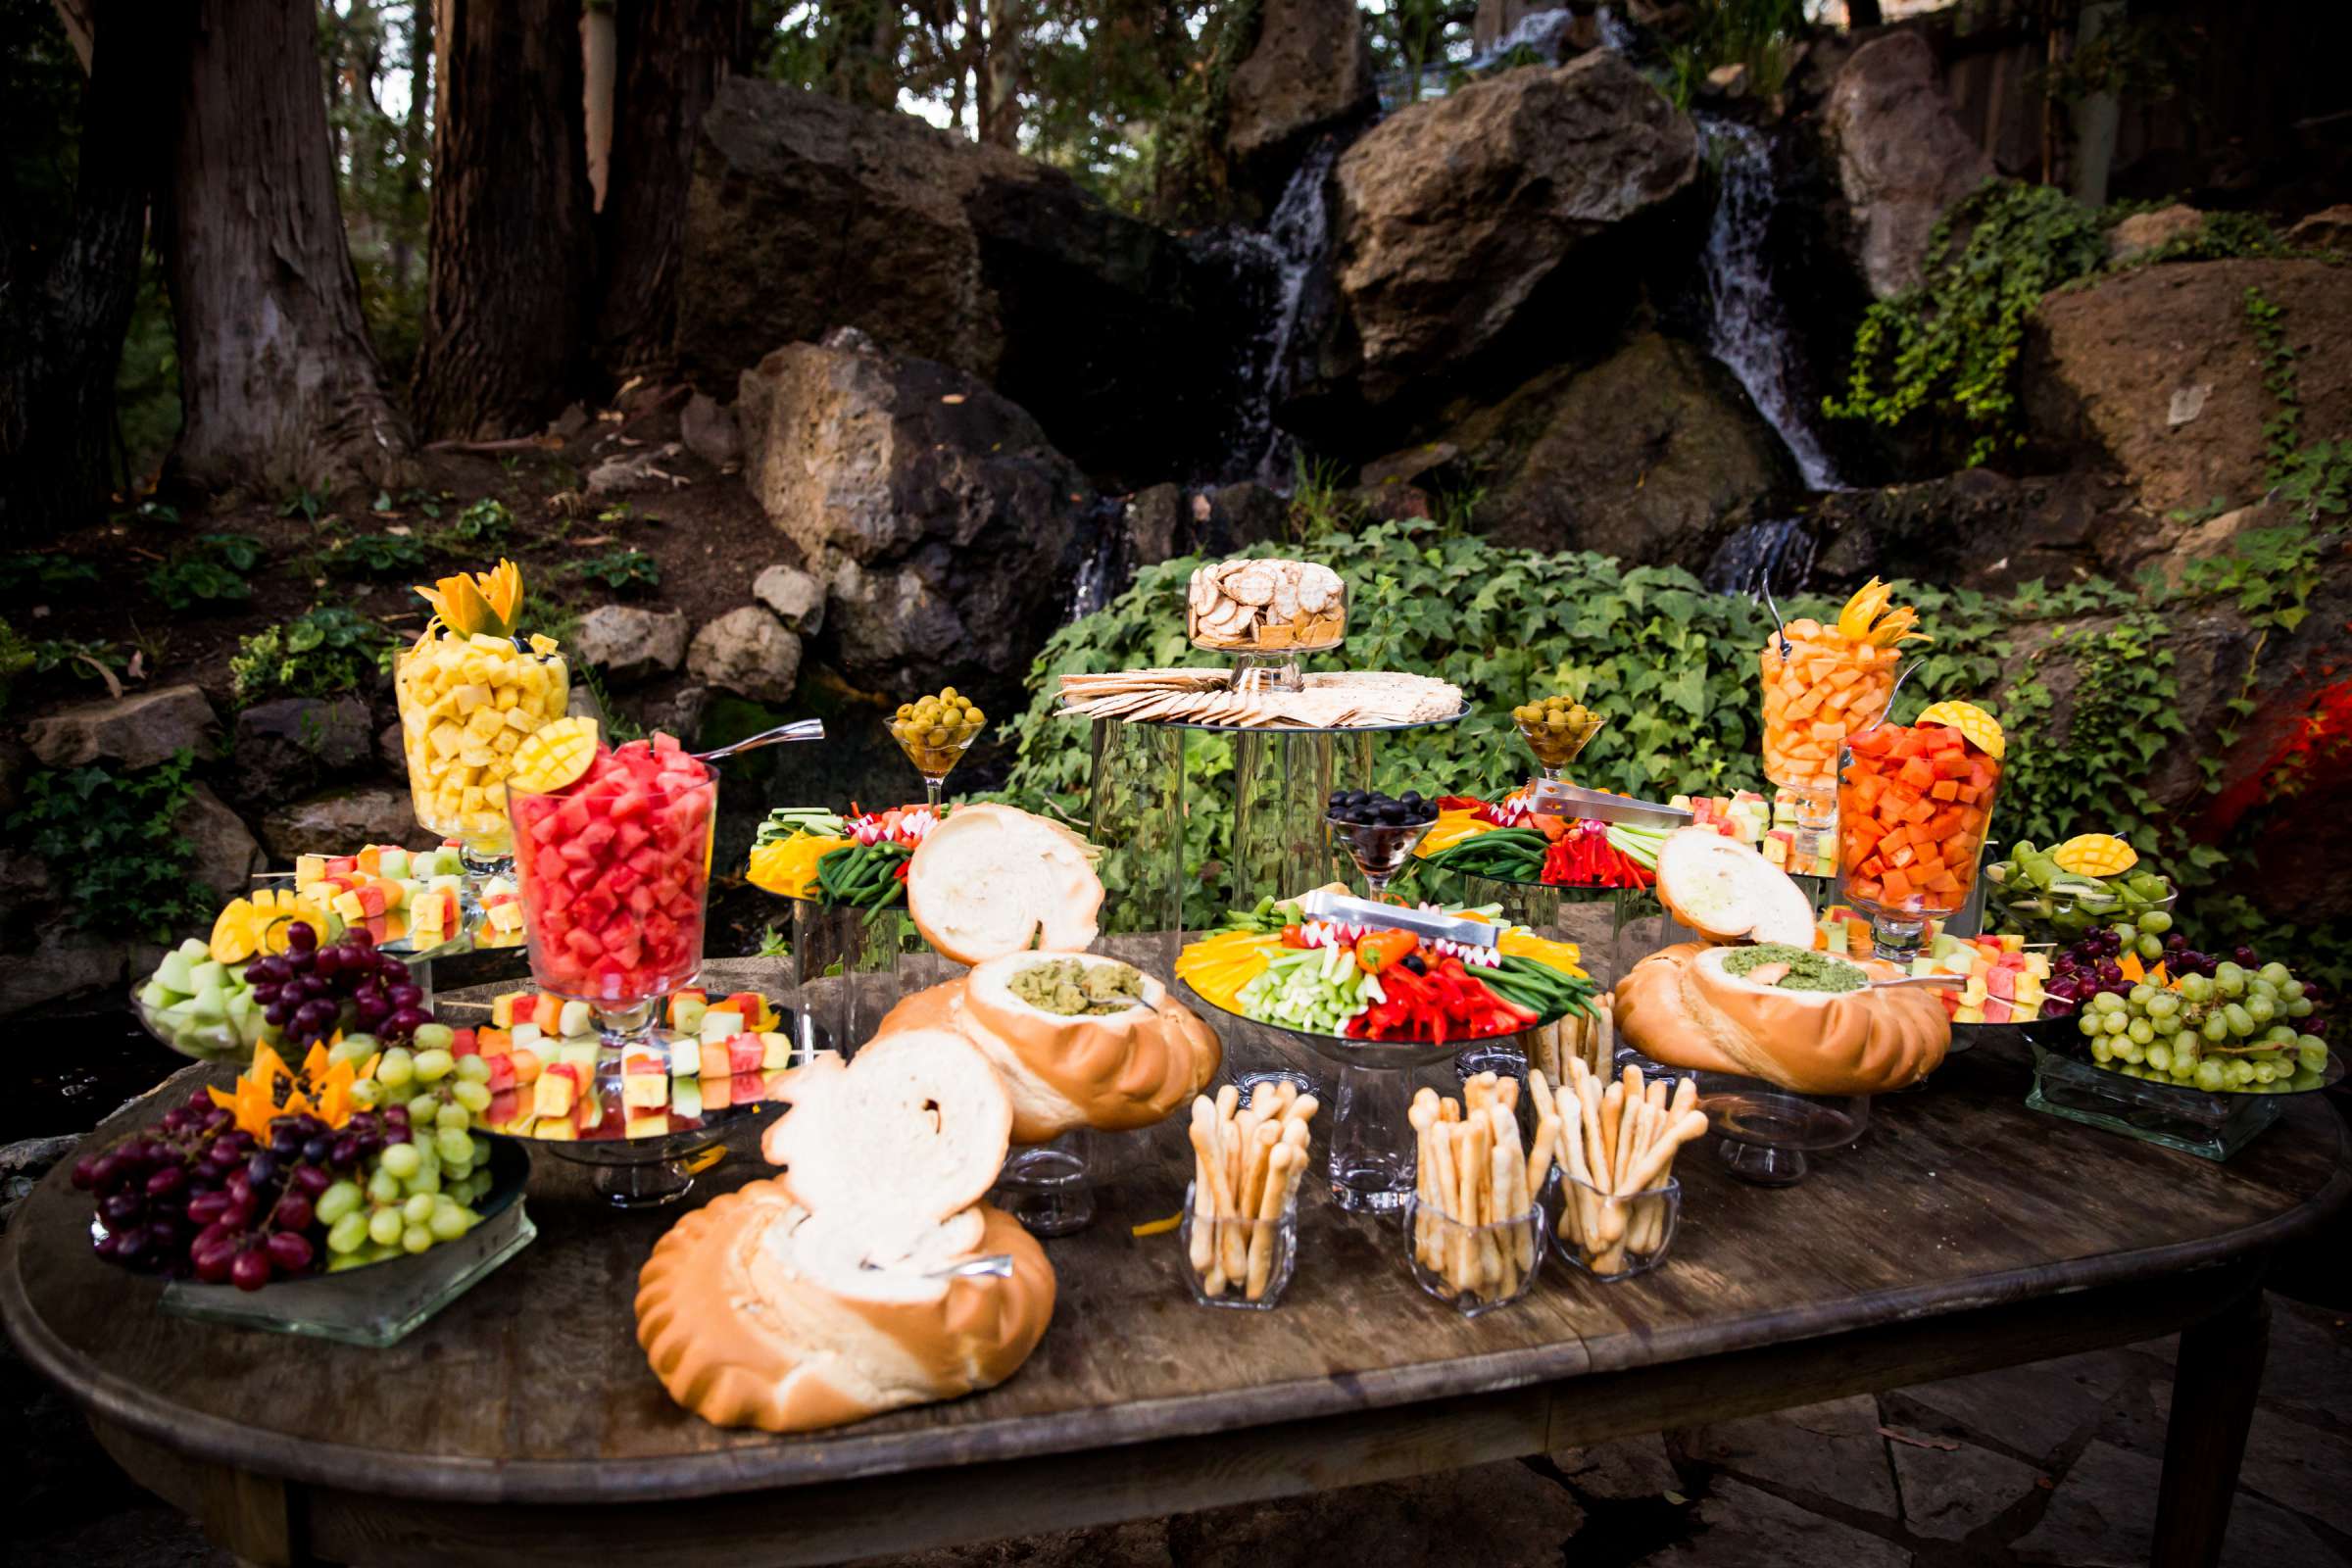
[
  {"x1": 978, "y1": 0, "x2": 1021, "y2": 148},
  {"x1": 0, "y1": 0, "x2": 180, "y2": 537},
  {"x1": 156, "y1": 0, "x2": 413, "y2": 496},
  {"x1": 595, "y1": 0, "x2": 748, "y2": 380},
  {"x1": 389, "y1": 0, "x2": 430, "y2": 297},
  {"x1": 410, "y1": 0, "x2": 595, "y2": 439}
]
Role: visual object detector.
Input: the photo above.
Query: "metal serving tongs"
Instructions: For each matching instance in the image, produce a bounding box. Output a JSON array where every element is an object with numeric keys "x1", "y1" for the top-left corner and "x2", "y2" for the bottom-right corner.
[
  {"x1": 1297, "y1": 888, "x2": 1501, "y2": 951},
  {"x1": 1871, "y1": 972, "x2": 1965, "y2": 990},
  {"x1": 927, "y1": 1254, "x2": 1014, "y2": 1280},
  {"x1": 693, "y1": 716, "x2": 826, "y2": 764},
  {"x1": 1527, "y1": 780, "x2": 1693, "y2": 829}
]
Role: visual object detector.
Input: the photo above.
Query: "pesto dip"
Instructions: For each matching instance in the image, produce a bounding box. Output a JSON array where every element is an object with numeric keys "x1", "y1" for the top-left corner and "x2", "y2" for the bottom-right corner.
[
  {"x1": 1010, "y1": 958, "x2": 1146, "y2": 1016},
  {"x1": 1724, "y1": 944, "x2": 1867, "y2": 994}
]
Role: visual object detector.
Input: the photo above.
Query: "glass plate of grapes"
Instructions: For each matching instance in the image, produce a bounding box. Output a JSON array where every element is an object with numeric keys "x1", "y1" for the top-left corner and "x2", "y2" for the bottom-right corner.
[
  {"x1": 2028, "y1": 925, "x2": 2337, "y2": 1100},
  {"x1": 74, "y1": 1082, "x2": 535, "y2": 1346}
]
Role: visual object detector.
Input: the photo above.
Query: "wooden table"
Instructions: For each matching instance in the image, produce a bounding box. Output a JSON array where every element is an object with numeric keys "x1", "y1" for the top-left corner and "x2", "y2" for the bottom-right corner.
[{"x1": 5, "y1": 954, "x2": 2345, "y2": 1568}]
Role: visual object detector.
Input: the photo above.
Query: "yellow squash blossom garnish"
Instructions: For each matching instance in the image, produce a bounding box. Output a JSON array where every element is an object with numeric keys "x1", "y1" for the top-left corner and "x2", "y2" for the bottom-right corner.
[
  {"x1": 1834, "y1": 577, "x2": 1932, "y2": 649},
  {"x1": 415, "y1": 559, "x2": 525, "y2": 640},
  {"x1": 209, "y1": 1041, "x2": 360, "y2": 1138},
  {"x1": 747, "y1": 832, "x2": 852, "y2": 901}
]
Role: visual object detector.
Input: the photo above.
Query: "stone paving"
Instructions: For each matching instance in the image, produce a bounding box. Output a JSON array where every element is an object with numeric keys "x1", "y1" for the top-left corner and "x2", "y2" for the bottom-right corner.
[{"x1": 8, "y1": 1295, "x2": 2349, "y2": 1565}]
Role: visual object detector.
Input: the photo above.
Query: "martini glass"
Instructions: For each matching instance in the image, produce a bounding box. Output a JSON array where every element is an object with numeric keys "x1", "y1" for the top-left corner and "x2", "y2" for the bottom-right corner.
[
  {"x1": 1514, "y1": 706, "x2": 1604, "y2": 814},
  {"x1": 1325, "y1": 808, "x2": 1435, "y2": 901},
  {"x1": 885, "y1": 712, "x2": 983, "y2": 810}
]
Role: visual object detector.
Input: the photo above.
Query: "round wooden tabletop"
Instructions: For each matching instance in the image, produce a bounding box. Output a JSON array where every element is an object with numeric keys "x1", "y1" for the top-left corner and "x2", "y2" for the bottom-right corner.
[{"x1": 5, "y1": 956, "x2": 2347, "y2": 1509}]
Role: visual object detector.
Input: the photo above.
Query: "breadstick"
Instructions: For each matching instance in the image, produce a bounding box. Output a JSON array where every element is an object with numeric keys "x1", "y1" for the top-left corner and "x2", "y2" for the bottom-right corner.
[
  {"x1": 1492, "y1": 1104, "x2": 1535, "y2": 1272},
  {"x1": 1215, "y1": 1084, "x2": 1240, "y2": 1121},
  {"x1": 1274, "y1": 1079, "x2": 1298, "y2": 1117},
  {"x1": 1605, "y1": 1107, "x2": 1707, "y2": 1240},
  {"x1": 1245, "y1": 1144, "x2": 1296, "y2": 1300},
  {"x1": 1526, "y1": 1113, "x2": 1559, "y2": 1222},
  {"x1": 1287, "y1": 1093, "x2": 1319, "y2": 1125},
  {"x1": 1574, "y1": 1071, "x2": 1607, "y2": 1246},
  {"x1": 1440, "y1": 1096, "x2": 1460, "y2": 1123},
  {"x1": 1495, "y1": 1075, "x2": 1519, "y2": 1114},
  {"x1": 1408, "y1": 1097, "x2": 1438, "y2": 1267},
  {"x1": 1599, "y1": 1080, "x2": 1624, "y2": 1178},
  {"x1": 1670, "y1": 1074, "x2": 1697, "y2": 1120},
  {"x1": 1248, "y1": 1081, "x2": 1273, "y2": 1117},
  {"x1": 1489, "y1": 1132, "x2": 1520, "y2": 1298},
  {"x1": 1645, "y1": 1077, "x2": 1668, "y2": 1114},
  {"x1": 1238, "y1": 1119, "x2": 1278, "y2": 1226},
  {"x1": 1187, "y1": 1116, "x2": 1235, "y2": 1292},
  {"x1": 1188, "y1": 1102, "x2": 1217, "y2": 1275},
  {"x1": 1281, "y1": 1117, "x2": 1309, "y2": 1153},
  {"x1": 1424, "y1": 1107, "x2": 1462, "y2": 1289},
  {"x1": 1527, "y1": 1068, "x2": 1557, "y2": 1127}
]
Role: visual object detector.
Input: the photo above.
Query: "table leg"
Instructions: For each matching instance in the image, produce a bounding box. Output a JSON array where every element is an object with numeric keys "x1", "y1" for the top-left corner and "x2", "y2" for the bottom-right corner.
[{"x1": 2151, "y1": 1283, "x2": 2270, "y2": 1568}]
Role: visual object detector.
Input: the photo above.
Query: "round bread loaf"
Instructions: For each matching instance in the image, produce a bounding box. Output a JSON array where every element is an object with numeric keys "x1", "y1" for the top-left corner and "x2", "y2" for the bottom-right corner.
[
  {"x1": 1612, "y1": 942, "x2": 1949, "y2": 1096},
  {"x1": 906, "y1": 804, "x2": 1102, "y2": 965},
  {"x1": 636, "y1": 1184, "x2": 1054, "y2": 1434},
  {"x1": 875, "y1": 956, "x2": 1221, "y2": 1145},
  {"x1": 1653, "y1": 828, "x2": 1817, "y2": 948}
]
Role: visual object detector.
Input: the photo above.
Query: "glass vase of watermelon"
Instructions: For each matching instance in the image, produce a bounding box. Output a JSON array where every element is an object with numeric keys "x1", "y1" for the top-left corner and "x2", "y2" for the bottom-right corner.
[
  {"x1": 1835, "y1": 709, "x2": 2003, "y2": 961},
  {"x1": 507, "y1": 734, "x2": 721, "y2": 1205}
]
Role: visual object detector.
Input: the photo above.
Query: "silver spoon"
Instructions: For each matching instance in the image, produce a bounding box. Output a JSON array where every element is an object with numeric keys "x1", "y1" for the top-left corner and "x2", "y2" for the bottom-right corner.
[
  {"x1": 1757, "y1": 572, "x2": 1793, "y2": 661},
  {"x1": 1872, "y1": 973, "x2": 1965, "y2": 990},
  {"x1": 694, "y1": 717, "x2": 825, "y2": 764},
  {"x1": 929, "y1": 1253, "x2": 1015, "y2": 1280}
]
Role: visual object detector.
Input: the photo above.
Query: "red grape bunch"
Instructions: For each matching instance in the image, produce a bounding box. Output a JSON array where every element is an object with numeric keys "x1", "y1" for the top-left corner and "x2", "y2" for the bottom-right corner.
[{"x1": 242, "y1": 921, "x2": 433, "y2": 1049}]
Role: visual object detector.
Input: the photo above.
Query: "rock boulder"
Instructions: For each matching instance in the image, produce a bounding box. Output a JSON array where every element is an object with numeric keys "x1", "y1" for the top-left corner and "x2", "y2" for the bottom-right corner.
[
  {"x1": 1824, "y1": 31, "x2": 1993, "y2": 300},
  {"x1": 25, "y1": 684, "x2": 218, "y2": 770},
  {"x1": 686, "y1": 607, "x2": 803, "y2": 704},
  {"x1": 2025, "y1": 259, "x2": 2352, "y2": 515},
  {"x1": 752, "y1": 564, "x2": 826, "y2": 634},
  {"x1": 572, "y1": 604, "x2": 690, "y2": 683},
  {"x1": 1379, "y1": 332, "x2": 1788, "y2": 563},
  {"x1": 1322, "y1": 53, "x2": 1699, "y2": 414},
  {"x1": 677, "y1": 77, "x2": 1243, "y2": 487},
  {"x1": 1808, "y1": 468, "x2": 2135, "y2": 594},
  {"x1": 177, "y1": 783, "x2": 264, "y2": 902},
  {"x1": 261, "y1": 788, "x2": 420, "y2": 860},
  {"x1": 227, "y1": 696, "x2": 373, "y2": 805},
  {"x1": 736, "y1": 332, "x2": 1094, "y2": 704},
  {"x1": 1224, "y1": 0, "x2": 1376, "y2": 191}
]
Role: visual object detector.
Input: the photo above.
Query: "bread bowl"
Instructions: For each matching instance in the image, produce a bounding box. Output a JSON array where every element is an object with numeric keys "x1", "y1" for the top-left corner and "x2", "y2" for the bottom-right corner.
[
  {"x1": 1612, "y1": 941, "x2": 1949, "y2": 1095},
  {"x1": 1654, "y1": 828, "x2": 1816, "y2": 947},
  {"x1": 636, "y1": 1183, "x2": 1054, "y2": 1433},
  {"x1": 906, "y1": 803, "x2": 1103, "y2": 965},
  {"x1": 877, "y1": 955, "x2": 1222, "y2": 1145},
  {"x1": 639, "y1": 1026, "x2": 1053, "y2": 1433}
]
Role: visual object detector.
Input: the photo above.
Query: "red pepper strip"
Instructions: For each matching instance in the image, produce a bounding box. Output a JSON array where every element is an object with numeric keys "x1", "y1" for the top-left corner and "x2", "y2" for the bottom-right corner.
[
  {"x1": 1435, "y1": 795, "x2": 1489, "y2": 812},
  {"x1": 1280, "y1": 924, "x2": 1307, "y2": 949}
]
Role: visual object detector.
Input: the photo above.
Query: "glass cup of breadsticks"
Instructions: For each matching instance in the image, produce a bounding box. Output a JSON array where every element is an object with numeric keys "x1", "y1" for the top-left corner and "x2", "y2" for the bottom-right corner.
[
  {"x1": 1537, "y1": 1059, "x2": 1705, "y2": 1280},
  {"x1": 1181, "y1": 1081, "x2": 1318, "y2": 1309},
  {"x1": 1403, "y1": 1073, "x2": 1546, "y2": 1315}
]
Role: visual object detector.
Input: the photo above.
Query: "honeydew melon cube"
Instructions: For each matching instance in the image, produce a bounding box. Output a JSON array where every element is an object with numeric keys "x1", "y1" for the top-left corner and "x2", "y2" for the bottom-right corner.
[
  {"x1": 699, "y1": 1009, "x2": 744, "y2": 1044},
  {"x1": 190, "y1": 982, "x2": 228, "y2": 1022},
  {"x1": 189, "y1": 959, "x2": 227, "y2": 993},
  {"x1": 156, "y1": 950, "x2": 196, "y2": 994},
  {"x1": 140, "y1": 978, "x2": 172, "y2": 1008},
  {"x1": 1909, "y1": 956, "x2": 1937, "y2": 978},
  {"x1": 669, "y1": 1077, "x2": 703, "y2": 1120},
  {"x1": 558, "y1": 1000, "x2": 593, "y2": 1039},
  {"x1": 511, "y1": 1021, "x2": 544, "y2": 1054},
  {"x1": 558, "y1": 1041, "x2": 599, "y2": 1073},
  {"x1": 667, "y1": 1038, "x2": 701, "y2": 1076}
]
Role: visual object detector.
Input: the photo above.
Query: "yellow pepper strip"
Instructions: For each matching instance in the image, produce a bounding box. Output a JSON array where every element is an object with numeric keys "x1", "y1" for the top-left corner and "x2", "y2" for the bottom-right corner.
[
  {"x1": 1416, "y1": 808, "x2": 1495, "y2": 858},
  {"x1": 1500, "y1": 927, "x2": 1586, "y2": 977},
  {"x1": 1130, "y1": 1213, "x2": 1183, "y2": 1237},
  {"x1": 1177, "y1": 932, "x2": 1280, "y2": 1009},
  {"x1": 746, "y1": 832, "x2": 852, "y2": 900}
]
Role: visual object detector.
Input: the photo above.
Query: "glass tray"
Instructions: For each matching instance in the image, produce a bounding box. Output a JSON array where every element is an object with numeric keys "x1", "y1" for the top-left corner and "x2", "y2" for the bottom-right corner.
[
  {"x1": 155, "y1": 1138, "x2": 534, "y2": 1348},
  {"x1": 2024, "y1": 1036, "x2": 2339, "y2": 1161}
]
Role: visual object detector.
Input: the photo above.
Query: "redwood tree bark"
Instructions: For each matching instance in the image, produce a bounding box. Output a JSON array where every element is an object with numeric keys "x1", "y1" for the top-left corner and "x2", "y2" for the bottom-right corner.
[
  {"x1": 158, "y1": 0, "x2": 415, "y2": 494},
  {"x1": 0, "y1": 0, "x2": 180, "y2": 537},
  {"x1": 596, "y1": 0, "x2": 750, "y2": 379},
  {"x1": 410, "y1": 0, "x2": 596, "y2": 439}
]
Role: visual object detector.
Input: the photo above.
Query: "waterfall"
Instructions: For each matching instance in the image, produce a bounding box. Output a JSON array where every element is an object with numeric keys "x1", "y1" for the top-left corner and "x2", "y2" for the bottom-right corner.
[
  {"x1": 1696, "y1": 113, "x2": 1842, "y2": 493},
  {"x1": 1701, "y1": 515, "x2": 1816, "y2": 595},
  {"x1": 1463, "y1": 8, "x2": 1582, "y2": 74},
  {"x1": 1201, "y1": 139, "x2": 1340, "y2": 485},
  {"x1": 1596, "y1": 5, "x2": 1638, "y2": 51},
  {"x1": 1066, "y1": 497, "x2": 1135, "y2": 621}
]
